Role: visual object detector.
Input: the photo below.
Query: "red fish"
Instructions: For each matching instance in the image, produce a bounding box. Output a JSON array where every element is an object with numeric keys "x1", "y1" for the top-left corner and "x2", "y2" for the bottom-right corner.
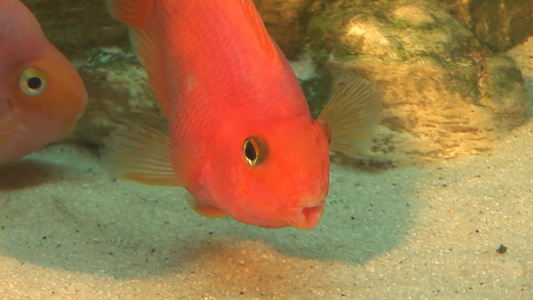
[
  {"x1": 0, "y1": 0, "x2": 88, "y2": 164},
  {"x1": 105, "y1": 0, "x2": 380, "y2": 229}
]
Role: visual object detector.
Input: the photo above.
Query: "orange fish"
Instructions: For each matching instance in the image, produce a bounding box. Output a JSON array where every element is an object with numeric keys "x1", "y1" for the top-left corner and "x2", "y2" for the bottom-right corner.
[
  {"x1": 105, "y1": 0, "x2": 380, "y2": 229},
  {"x1": 0, "y1": 0, "x2": 87, "y2": 164}
]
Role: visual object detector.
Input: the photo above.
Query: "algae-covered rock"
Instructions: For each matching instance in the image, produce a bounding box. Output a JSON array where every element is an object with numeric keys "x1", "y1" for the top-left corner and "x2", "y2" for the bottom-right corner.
[
  {"x1": 481, "y1": 55, "x2": 531, "y2": 124},
  {"x1": 72, "y1": 48, "x2": 167, "y2": 145},
  {"x1": 253, "y1": 0, "x2": 317, "y2": 59},
  {"x1": 308, "y1": 0, "x2": 529, "y2": 165},
  {"x1": 22, "y1": 0, "x2": 128, "y2": 56},
  {"x1": 438, "y1": 0, "x2": 533, "y2": 53}
]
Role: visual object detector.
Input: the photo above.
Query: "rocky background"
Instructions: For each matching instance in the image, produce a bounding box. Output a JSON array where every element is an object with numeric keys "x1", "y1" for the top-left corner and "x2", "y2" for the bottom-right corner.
[{"x1": 22, "y1": 0, "x2": 532, "y2": 166}]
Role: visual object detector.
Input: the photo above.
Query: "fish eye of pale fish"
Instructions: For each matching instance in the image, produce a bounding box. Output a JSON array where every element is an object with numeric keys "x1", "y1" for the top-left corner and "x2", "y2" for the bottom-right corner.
[{"x1": 19, "y1": 67, "x2": 48, "y2": 96}]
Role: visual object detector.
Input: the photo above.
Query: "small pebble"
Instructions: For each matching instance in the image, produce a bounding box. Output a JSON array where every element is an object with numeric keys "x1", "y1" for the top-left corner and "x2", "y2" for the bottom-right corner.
[{"x1": 496, "y1": 244, "x2": 507, "y2": 254}]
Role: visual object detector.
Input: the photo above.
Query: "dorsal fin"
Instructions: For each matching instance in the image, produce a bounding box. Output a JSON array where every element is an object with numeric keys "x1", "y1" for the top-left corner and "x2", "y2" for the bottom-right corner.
[
  {"x1": 240, "y1": 0, "x2": 279, "y2": 61},
  {"x1": 106, "y1": 0, "x2": 155, "y2": 30},
  {"x1": 129, "y1": 29, "x2": 171, "y2": 116},
  {"x1": 318, "y1": 78, "x2": 382, "y2": 158},
  {"x1": 106, "y1": 0, "x2": 171, "y2": 116}
]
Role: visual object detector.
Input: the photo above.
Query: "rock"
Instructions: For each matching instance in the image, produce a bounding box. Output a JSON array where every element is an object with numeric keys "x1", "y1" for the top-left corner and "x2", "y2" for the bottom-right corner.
[
  {"x1": 71, "y1": 48, "x2": 166, "y2": 145},
  {"x1": 253, "y1": 0, "x2": 317, "y2": 59},
  {"x1": 438, "y1": 0, "x2": 533, "y2": 52},
  {"x1": 507, "y1": 36, "x2": 533, "y2": 119},
  {"x1": 481, "y1": 54, "x2": 531, "y2": 129},
  {"x1": 308, "y1": 0, "x2": 530, "y2": 165},
  {"x1": 22, "y1": 0, "x2": 129, "y2": 56}
]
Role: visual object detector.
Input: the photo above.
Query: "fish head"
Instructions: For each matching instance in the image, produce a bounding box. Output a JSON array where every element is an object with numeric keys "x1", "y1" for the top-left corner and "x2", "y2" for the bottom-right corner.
[
  {"x1": 206, "y1": 115, "x2": 330, "y2": 229},
  {"x1": 9, "y1": 44, "x2": 87, "y2": 145}
]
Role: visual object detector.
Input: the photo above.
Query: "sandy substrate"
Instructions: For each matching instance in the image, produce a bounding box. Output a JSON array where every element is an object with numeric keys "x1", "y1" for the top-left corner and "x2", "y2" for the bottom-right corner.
[{"x1": 1, "y1": 42, "x2": 532, "y2": 300}]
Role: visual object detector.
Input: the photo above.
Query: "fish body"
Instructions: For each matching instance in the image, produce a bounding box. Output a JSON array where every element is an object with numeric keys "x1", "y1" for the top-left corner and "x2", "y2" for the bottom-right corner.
[
  {"x1": 106, "y1": 0, "x2": 380, "y2": 229},
  {"x1": 0, "y1": 0, "x2": 87, "y2": 164}
]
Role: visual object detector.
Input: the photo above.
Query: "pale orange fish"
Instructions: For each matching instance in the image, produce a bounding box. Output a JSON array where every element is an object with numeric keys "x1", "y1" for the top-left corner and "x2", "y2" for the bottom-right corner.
[
  {"x1": 105, "y1": 0, "x2": 380, "y2": 229},
  {"x1": 0, "y1": 0, "x2": 87, "y2": 164}
]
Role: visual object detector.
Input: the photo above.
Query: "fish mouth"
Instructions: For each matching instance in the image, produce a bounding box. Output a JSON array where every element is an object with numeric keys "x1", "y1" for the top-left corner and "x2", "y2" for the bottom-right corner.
[{"x1": 288, "y1": 202, "x2": 325, "y2": 229}]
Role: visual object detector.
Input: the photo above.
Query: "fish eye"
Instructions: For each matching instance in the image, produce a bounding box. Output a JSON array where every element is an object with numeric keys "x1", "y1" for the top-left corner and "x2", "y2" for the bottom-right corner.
[
  {"x1": 19, "y1": 67, "x2": 47, "y2": 96},
  {"x1": 243, "y1": 136, "x2": 267, "y2": 167}
]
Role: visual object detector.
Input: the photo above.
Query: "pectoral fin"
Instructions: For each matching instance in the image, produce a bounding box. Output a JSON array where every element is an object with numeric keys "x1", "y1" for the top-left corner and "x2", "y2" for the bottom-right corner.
[
  {"x1": 106, "y1": 0, "x2": 170, "y2": 116},
  {"x1": 185, "y1": 194, "x2": 228, "y2": 218},
  {"x1": 101, "y1": 121, "x2": 196, "y2": 187},
  {"x1": 0, "y1": 117, "x2": 26, "y2": 148},
  {"x1": 317, "y1": 78, "x2": 382, "y2": 158}
]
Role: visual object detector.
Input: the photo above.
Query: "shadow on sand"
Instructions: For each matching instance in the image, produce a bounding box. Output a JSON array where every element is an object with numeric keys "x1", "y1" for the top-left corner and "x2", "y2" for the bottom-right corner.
[{"x1": 0, "y1": 146, "x2": 417, "y2": 278}]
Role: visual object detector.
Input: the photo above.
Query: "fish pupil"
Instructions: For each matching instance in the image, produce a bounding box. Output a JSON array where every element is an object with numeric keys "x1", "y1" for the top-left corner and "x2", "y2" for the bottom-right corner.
[
  {"x1": 245, "y1": 141, "x2": 257, "y2": 162},
  {"x1": 27, "y1": 77, "x2": 42, "y2": 90}
]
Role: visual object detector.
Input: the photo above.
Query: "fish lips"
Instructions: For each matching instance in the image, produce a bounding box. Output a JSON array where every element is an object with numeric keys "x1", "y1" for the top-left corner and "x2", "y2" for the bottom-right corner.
[
  {"x1": 284, "y1": 200, "x2": 325, "y2": 229},
  {"x1": 232, "y1": 197, "x2": 326, "y2": 229}
]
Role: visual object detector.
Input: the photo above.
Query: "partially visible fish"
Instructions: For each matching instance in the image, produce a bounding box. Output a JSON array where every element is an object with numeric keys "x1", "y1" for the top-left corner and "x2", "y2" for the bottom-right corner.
[
  {"x1": 104, "y1": 0, "x2": 381, "y2": 229},
  {"x1": 0, "y1": 0, "x2": 88, "y2": 164}
]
